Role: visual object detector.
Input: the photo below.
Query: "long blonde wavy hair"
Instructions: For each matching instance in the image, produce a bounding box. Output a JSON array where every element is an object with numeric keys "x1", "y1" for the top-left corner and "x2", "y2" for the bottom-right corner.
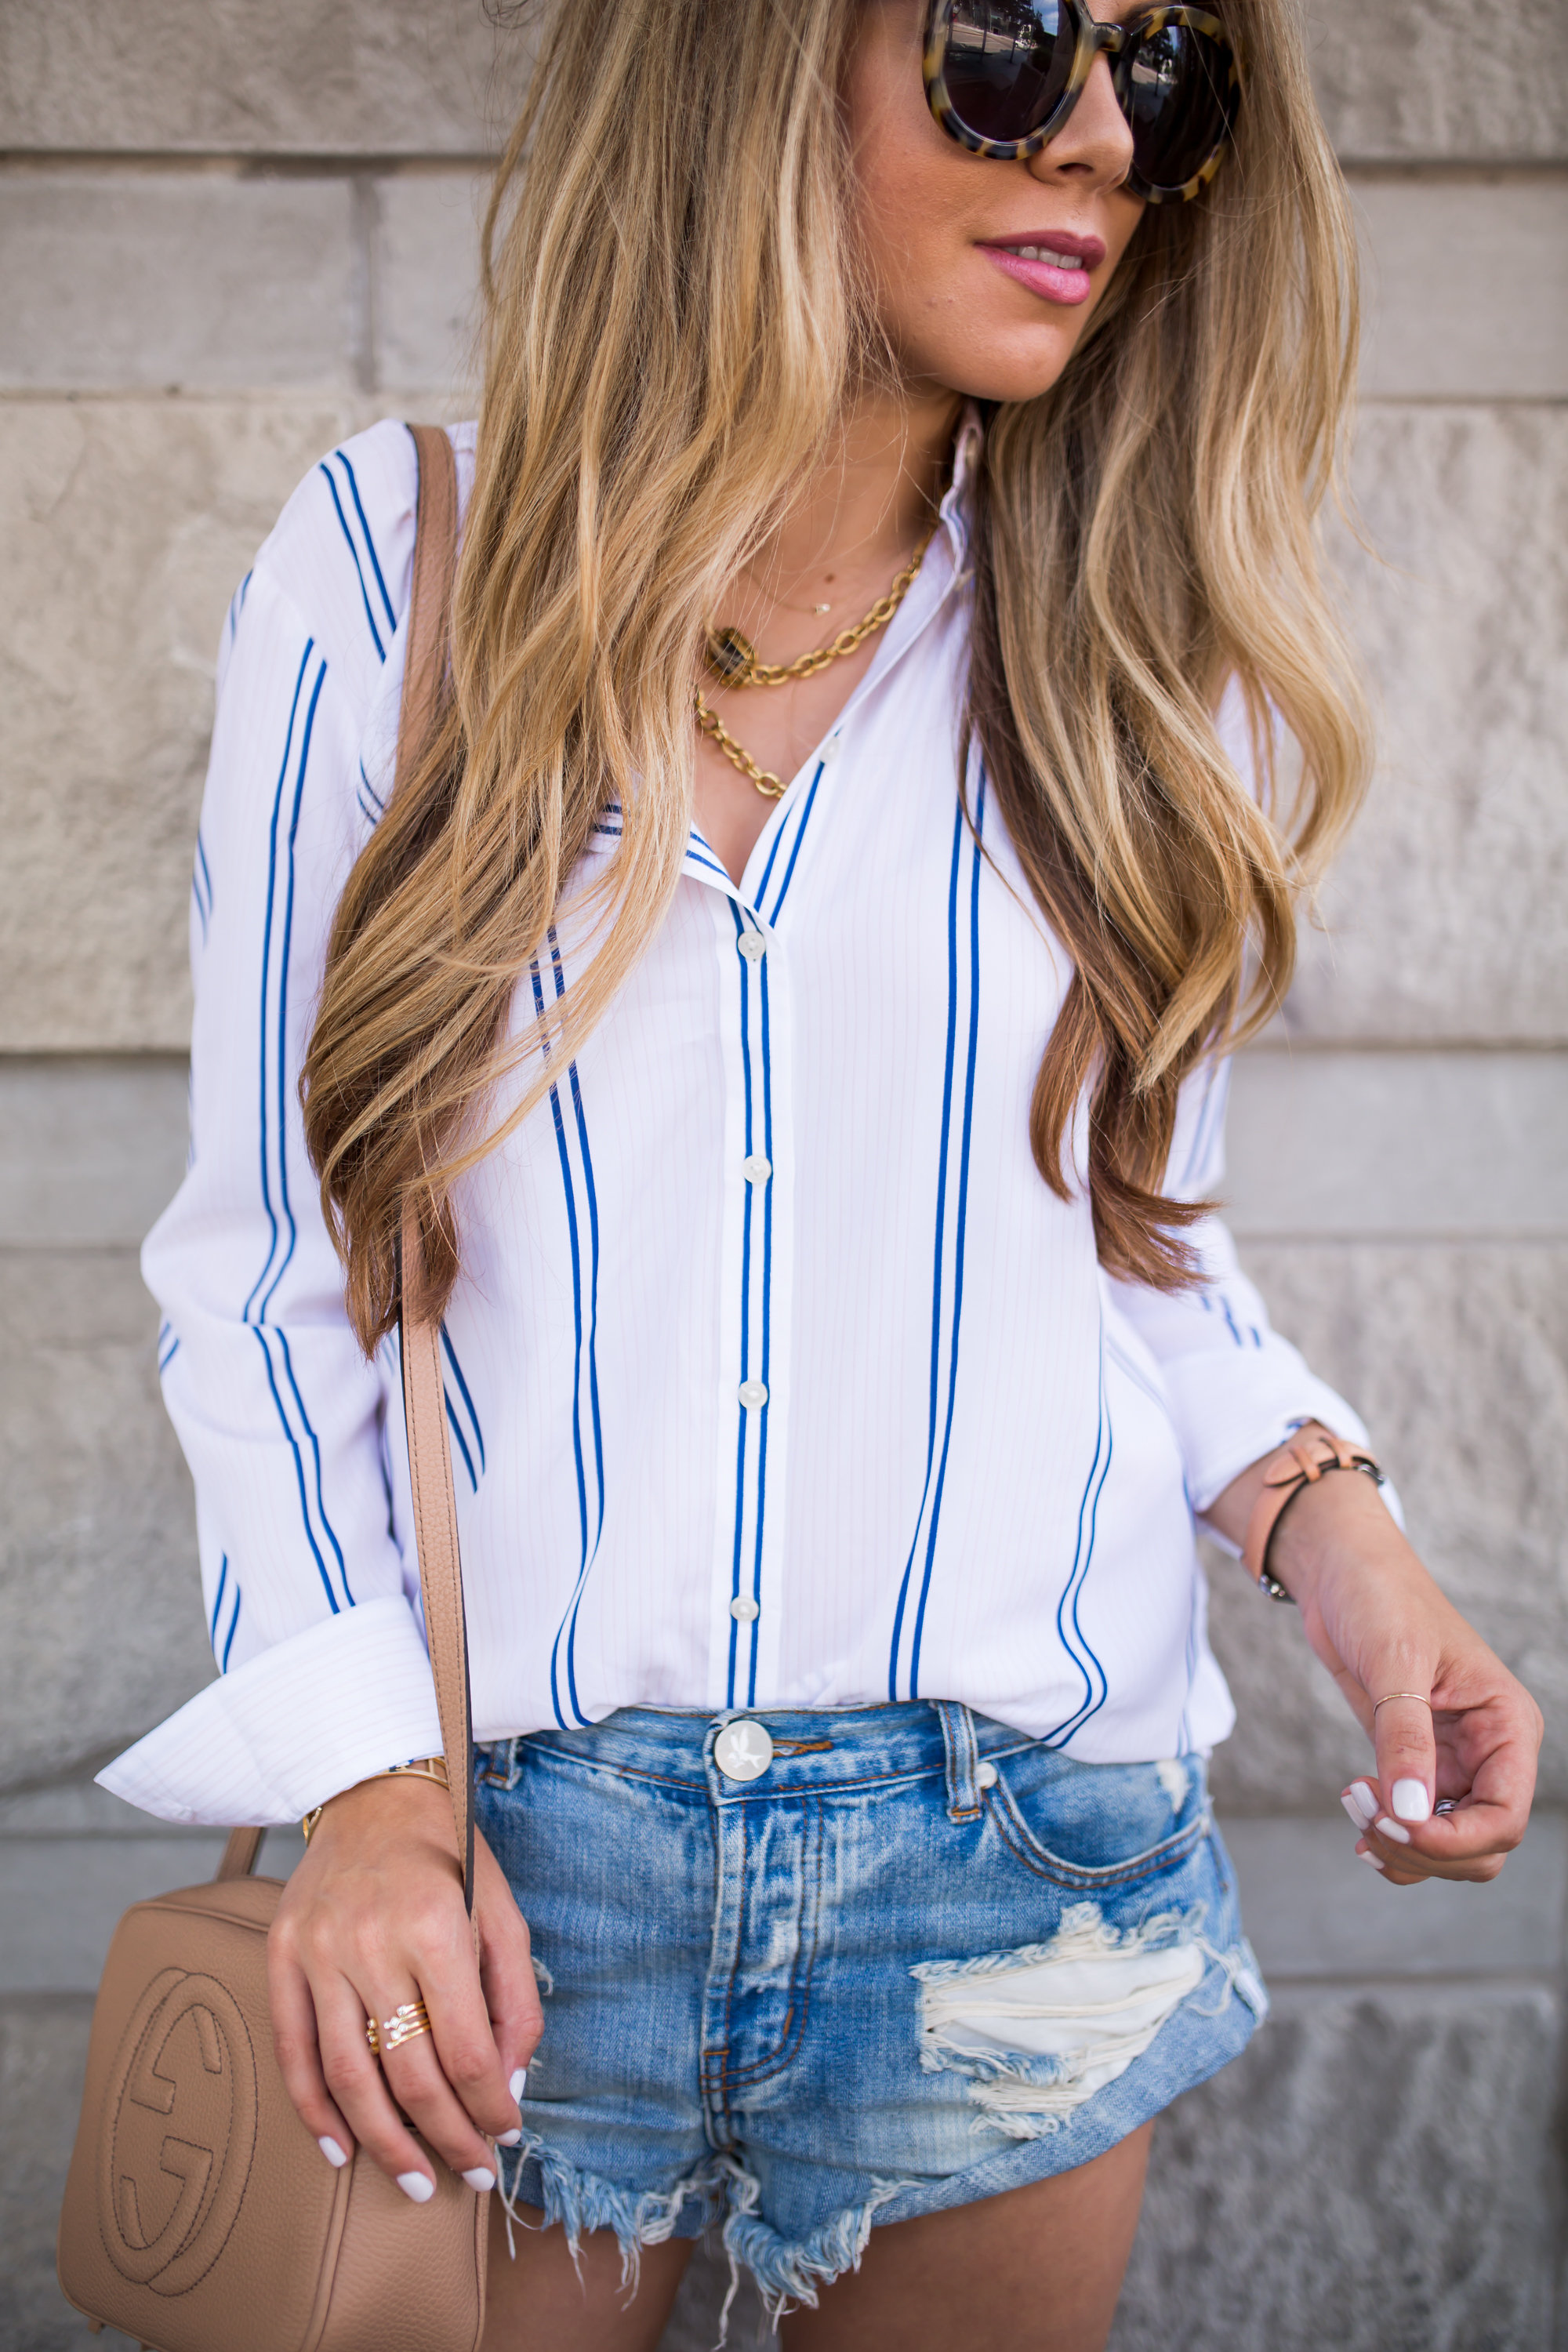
[{"x1": 303, "y1": 0, "x2": 1370, "y2": 1350}]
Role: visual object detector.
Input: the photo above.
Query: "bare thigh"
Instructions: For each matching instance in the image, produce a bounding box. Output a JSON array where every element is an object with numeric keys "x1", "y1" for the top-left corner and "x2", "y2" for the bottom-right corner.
[
  {"x1": 782, "y1": 2122, "x2": 1153, "y2": 2352},
  {"x1": 481, "y1": 2198, "x2": 693, "y2": 2352}
]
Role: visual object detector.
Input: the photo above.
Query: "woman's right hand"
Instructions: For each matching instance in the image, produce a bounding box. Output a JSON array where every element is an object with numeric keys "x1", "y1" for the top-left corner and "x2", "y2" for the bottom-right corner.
[{"x1": 267, "y1": 1773, "x2": 543, "y2": 2199}]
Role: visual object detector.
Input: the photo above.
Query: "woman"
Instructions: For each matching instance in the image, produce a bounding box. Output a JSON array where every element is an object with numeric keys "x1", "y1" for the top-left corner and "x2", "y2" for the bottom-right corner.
[{"x1": 106, "y1": 2, "x2": 1541, "y2": 2347}]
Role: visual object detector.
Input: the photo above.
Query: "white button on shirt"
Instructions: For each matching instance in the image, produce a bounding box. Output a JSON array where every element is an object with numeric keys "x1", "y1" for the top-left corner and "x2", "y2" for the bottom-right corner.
[{"x1": 105, "y1": 416, "x2": 1375, "y2": 1829}]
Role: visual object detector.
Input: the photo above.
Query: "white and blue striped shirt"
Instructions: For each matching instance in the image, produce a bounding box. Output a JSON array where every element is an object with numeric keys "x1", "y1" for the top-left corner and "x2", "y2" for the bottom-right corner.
[{"x1": 105, "y1": 418, "x2": 1370, "y2": 1826}]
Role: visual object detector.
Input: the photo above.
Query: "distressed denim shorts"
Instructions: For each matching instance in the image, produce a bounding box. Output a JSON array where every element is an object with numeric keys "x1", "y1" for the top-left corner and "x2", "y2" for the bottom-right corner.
[{"x1": 475, "y1": 1702, "x2": 1265, "y2": 2315}]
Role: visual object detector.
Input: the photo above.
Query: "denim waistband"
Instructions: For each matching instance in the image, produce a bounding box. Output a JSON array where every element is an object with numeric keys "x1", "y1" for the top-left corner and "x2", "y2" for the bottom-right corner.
[{"x1": 477, "y1": 1700, "x2": 1047, "y2": 1817}]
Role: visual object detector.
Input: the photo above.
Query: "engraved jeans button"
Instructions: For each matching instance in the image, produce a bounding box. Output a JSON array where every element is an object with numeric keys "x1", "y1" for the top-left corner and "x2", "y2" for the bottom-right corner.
[
  {"x1": 729, "y1": 1595, "x2": 760, "y2": 1622},
  {"x1": 742, "y1": 1155, "x2": 771, "y2": 1184},
  {"x1": 976, "y1": 1761, "x2": 998, "y2": 1790},
  {"x1": 715, "y1": 1719, "x2": 773, "y2": 1780},
  {"x1": 738, "y1": 1379, "x2": 768, "y2": 1409},
  {"x1": 738, "y1": 931, "x2": 766, "y2": 962}
]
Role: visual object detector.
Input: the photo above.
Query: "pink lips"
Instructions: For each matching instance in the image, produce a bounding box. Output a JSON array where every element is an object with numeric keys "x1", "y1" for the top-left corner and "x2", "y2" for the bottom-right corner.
[{"x1": 979, "y1": 230, "x2": 1106, "y2": 309}]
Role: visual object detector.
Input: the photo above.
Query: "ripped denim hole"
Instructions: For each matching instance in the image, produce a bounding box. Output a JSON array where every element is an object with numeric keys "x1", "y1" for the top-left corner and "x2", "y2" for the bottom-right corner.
[{"x1": 912, "y1": 1900, "x2": 1207, "y2": 2139}]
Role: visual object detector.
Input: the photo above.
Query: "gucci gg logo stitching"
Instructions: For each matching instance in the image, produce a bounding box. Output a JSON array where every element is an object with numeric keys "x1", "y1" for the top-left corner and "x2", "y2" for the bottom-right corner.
[{"x1": 97, "y1": 1968, "x2": 258, "y2": 2296}]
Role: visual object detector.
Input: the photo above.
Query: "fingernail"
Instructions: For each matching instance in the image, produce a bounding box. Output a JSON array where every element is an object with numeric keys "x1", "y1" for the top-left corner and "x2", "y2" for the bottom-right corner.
[
  {"x1": 1343, "y1": 1780, "x2": 1378, "y2": 1826},
  {"x1": 463, "y1": 2167, "x2": 496, "y2": 2193},
  {"x1": 397, "y1": 2172, "x2": 436, "y2": 2204},
  {"x1": 496, "y1": 2128, "x2": 523, "y2": 2147},
  {"x1": 509, "y1": 2067, "x2": 528, "y2": 2102},
  {"x1": 1392, "y1": 1777, "x2": 1432, "y2": 1824},
  {"x1": 1356, "y1": 1849, "x2": 1387, "y2": 1874},
  {"x1": 318, "y1": 2136, "x2": 348, "y2": 2169},
  {"x1": 1375, "y1": 1815, "x2": 1411, "y2": 1845}
]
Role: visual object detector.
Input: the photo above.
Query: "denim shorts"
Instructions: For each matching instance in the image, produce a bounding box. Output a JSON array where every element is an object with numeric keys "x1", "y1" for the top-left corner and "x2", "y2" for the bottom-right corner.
[{"x1": 475, "y1": 1701, "x2": 1265, "y2": 2316}]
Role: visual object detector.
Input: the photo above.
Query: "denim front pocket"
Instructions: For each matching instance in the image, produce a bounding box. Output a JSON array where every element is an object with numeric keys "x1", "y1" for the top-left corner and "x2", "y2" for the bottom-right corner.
[{"x1": 983, "y1": 1744, "x2": 1210, "y2": 1892}]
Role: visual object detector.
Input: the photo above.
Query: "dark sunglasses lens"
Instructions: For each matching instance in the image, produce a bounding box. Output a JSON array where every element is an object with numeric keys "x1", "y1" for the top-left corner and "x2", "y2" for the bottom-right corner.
[
  {"x1": 1122, "y1": 23, "x2": 1237, "y2": 191},
  {"x1": 939, "y1": 1, "x2": 1078, "y2": 145}
]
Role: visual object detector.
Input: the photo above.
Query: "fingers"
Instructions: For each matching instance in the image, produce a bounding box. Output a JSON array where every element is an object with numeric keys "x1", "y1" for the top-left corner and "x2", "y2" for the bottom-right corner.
[
  {"x1": 267, "y1": 1940, "x2": 356, "y2": 2169},
  {"x1": 474, "y1": 1831, "x2": 546, "y2": 2096},
  {"x1": 1370, "y1": 1691, "x2": 1438, "y2": 1831},
  {"x1": 1341, "y1": 1777, "x2": 1509, "y2": 1886},
  {"x1": 313, "y1": 1972, "x2": 457, "y2": 2198}
]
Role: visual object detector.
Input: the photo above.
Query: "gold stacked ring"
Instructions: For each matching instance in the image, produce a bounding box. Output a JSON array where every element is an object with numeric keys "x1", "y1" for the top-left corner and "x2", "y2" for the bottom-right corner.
[{"x1": 366, "y1": 2000, "x2": 431, "y2": 2056}]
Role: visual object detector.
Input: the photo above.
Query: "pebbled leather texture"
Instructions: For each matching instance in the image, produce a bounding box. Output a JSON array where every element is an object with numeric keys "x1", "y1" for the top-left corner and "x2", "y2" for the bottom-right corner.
[{"x1": 56, "y1": 422, "x2": 487, "y2": 2351}]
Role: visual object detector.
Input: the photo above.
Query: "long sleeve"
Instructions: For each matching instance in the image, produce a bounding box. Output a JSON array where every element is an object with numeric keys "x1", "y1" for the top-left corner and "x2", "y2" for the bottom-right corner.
[
  {"x1": 101, "y1": 434, "x2": 444, "y2": 1825},
  {"x1": 1104, "y1": 1057, "x2": 1385, "y2": 1519}
]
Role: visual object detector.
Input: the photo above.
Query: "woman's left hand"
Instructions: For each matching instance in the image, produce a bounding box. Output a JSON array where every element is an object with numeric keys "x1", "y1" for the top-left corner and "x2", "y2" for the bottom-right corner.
[{"x1": 1210, "y1": 1442, "x2": 1543, "y2": 1886}]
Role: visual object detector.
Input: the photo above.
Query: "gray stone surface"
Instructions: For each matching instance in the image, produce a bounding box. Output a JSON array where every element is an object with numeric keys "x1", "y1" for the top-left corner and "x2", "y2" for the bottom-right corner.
[
  {"x1": 1293, "y1": 403, "x2": 1568, "y2": 1045},
  {"x1": 0, "y1": 397, "x2": 353, "y2": 1050},
  {"x1": 0, "y1": 172, "x2": 355, "y2": 392},
  {"x1": 0, "y1": 1247, "x2": 211, "y2": 1794},
  {"x1": 374, "y1": 167, "x2": 487, "y2": 398},
  {"x1": 1110, "y1": 1983, "x2": 1562, "y2": 2352},
  {"x1": 1224, "y1": 1048, "x2": 1568, "y2": 1240},
  {"x1": 1308, "y1": 0, "x2": 1568, "y2": 165},
  {"x1": 1221, "y1": 1813, "x2": 1566, "y2": 1981},
  {"x1": 0, "y1": 1, "x2": 528, "y2": 158},
  {"x1": 1353, "y1": 172, "x2": 1568, "y2": 401},
  {"x1": 1207, "y1": 1242, "x2": 1568, "y2": 1812},
  {"x1": 0, "y1": 1831, "x2": 305, "y2": 1996},
  {"x1": 0, "y1": 1059, "x2": 188, "y2": 1247},
  {"x1": 0, "y1": 1995, "x2": 121, "y2": 2352}
]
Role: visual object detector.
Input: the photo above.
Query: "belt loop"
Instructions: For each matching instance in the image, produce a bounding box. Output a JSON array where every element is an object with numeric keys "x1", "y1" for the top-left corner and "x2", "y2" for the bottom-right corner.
[{"x1": 935, "y1": 1701, "x2": 982, "y2": 1821}]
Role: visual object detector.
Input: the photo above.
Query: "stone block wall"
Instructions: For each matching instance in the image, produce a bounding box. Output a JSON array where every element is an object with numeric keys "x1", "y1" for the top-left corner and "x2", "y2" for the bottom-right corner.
[{"x1": 1, "y1": 6, "x2": 1563, "y2": 2346}]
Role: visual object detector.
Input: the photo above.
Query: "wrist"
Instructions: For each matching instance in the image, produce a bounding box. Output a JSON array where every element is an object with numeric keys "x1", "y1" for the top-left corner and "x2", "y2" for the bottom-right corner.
[
  {"x1": 1268, "y1": 1457, "x2": 1404, "y2": 1597},
  {"x1": 303, "y1": 1765, "x2": 455, "y2": 1853}
]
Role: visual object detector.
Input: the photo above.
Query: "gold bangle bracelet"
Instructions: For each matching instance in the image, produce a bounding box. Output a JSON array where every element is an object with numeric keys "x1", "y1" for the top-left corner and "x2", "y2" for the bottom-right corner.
[{"x1": 301, "y1": 1756, "x2": 450, "y2": 1843}]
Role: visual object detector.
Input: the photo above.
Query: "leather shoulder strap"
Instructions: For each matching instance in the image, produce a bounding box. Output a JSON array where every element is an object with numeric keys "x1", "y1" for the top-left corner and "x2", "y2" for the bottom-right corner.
[{"x1": 396, "y1": 423, "x2": 474, "y2": 1906}]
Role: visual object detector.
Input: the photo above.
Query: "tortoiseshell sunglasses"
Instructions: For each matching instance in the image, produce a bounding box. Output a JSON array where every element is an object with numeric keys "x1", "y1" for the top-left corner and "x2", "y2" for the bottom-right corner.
[{"x1": 924, "y1": 1, "x2": 1241, "y2": 204}]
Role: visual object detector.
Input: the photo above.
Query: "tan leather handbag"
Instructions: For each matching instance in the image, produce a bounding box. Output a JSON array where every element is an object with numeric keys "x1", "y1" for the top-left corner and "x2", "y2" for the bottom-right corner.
[{"x1": 56, "y1": 427, "x2": 491, "y2": 2352}]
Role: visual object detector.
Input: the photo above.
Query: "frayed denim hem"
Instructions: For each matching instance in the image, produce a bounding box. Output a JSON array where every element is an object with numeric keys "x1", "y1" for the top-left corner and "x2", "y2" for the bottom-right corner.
[
  {"x1": 494, "y1": 2136, "x2": 913, "y2": 2343},
  {"x1": 495, "y1": 2133, "x2": 724, "y2": 2296},
  {"x1": 719, "y1": 2158, "x2": 912, "y2": 2329}
]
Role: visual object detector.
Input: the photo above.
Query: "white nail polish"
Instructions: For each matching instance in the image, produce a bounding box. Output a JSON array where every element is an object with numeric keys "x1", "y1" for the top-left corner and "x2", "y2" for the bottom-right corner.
[
  {"x1": 1344, "y1": 1780, "x2": 1378, "y2": 1826},
  {"x1": 318, "y1": 2136, "x2": 348, "y2": 2169},
  {"x1": 496, "y1": 2128, "x2": 523, "y2": 2147},
  {"x1": 509, "y1": 2067, "x2": 528, "y2": 2102},
  {"x1": 397, "y1": 2172, "x2": 436, "y2": 2204},
  {"x1": 463, "y1": 2167, "x2": 496, "y2": 2193},
  {"x1": 1392, "y1": 1777, "x2": 1432, "y2": 1824},
  {"x1": 1356, "y1": 1849, "x2": 1386, "y2": 1873},
  {"x1": 1374, "y1": 1815, "x2": 1411, "y2": 1845}
]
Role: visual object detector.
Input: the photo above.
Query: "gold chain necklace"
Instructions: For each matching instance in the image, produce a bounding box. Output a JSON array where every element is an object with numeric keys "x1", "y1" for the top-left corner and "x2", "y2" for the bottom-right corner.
[{"x1": 695, "y1": 517, "x2": 938, "y2": 799}]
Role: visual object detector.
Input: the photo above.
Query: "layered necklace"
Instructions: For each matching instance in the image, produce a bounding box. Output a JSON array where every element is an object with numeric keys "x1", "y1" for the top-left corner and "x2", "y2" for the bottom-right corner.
[{"x1": 695, "y1": 516, "x2": 938, "y2": 799}]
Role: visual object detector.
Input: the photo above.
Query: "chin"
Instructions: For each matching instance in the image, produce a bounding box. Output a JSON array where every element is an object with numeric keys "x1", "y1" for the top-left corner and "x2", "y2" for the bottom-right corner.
[{"x1": 932, "y1": 336, "x2": 1087, "y2": 408}]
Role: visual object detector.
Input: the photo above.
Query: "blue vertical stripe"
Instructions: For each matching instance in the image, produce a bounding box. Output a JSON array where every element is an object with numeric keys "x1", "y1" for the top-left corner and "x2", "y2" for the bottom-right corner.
[
  {"x1": 318, "y1": 463, "x2": 386, "y2": 661},
  {"x1": 333, "y1": 450, "x2": 397, "y2": 634},
  {"x1": 238, "y1": 638, "x2": 350, "y2": 1613},
  {"x1": 534, "y1": 935, "x2": 604, "y2": 1731},
  {"x1": 887, "y1": 779, "x2": 985, "y2": 1700},
  {"x1": 1044, "y1": 1340, "x2": 1112, "y2": 1748}
]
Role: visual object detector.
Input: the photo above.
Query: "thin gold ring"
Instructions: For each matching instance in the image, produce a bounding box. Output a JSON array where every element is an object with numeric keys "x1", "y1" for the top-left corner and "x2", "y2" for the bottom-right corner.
[
  {"x1": 366, "y1": 2000, "x2": 431, "y2": 2056},
  {"x1": 1372, "y1": 1691, "x2": 1432, "y2": 1712}
]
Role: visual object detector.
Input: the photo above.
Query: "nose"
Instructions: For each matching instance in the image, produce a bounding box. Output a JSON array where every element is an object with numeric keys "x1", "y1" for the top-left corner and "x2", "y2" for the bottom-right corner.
[{"x1": 1025, "y1": 51, "x2": 1134, "y2": 193}]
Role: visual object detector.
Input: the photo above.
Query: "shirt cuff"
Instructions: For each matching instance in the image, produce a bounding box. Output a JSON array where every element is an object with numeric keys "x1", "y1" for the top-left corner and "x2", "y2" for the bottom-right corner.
[
  {"x1": 96, "y1": 1595, "x2": 445, "y2": 1826},
  {"x1": 1167, "y1": 1356, "x2": 1375, "y2": 1517}
]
